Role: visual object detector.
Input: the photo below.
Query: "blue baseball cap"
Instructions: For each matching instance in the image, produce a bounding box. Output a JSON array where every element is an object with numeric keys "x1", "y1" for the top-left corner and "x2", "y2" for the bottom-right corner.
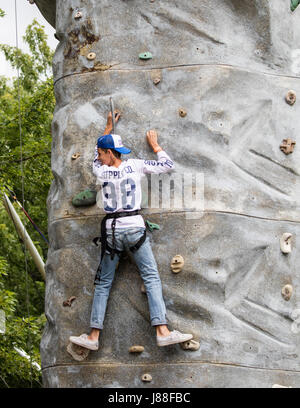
[{"x1": 97, "y1": 134, "x2": 131, "y2": 154}]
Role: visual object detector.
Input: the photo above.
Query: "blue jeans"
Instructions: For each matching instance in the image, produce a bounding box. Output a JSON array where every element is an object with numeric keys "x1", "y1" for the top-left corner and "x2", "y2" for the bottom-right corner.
[{"x1": 90, "y1": 227, "x2": 168, "y2": 329}]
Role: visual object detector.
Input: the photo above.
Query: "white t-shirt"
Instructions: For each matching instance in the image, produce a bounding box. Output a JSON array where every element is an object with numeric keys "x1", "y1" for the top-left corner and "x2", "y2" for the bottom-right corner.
[{"x1": 92, "y1": 147, "x2": 175, "y2": 229}]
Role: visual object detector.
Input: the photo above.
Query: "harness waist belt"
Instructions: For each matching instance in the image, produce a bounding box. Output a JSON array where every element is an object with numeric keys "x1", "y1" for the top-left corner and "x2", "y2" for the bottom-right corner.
[{"x1": 98, "y1": 210, "x2": 142, "y2": 261}]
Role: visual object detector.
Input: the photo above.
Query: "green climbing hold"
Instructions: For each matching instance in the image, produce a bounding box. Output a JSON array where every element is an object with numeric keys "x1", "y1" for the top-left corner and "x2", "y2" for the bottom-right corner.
[
  {"x1": 146, "y1": 220, "x2": 160, "y2": 231},
  {"x1": 291, "y1": 0, "x2": 300, "y2": 11},
  {"x1": 72, "y1": 189, "x2": 97, "y2": 207},
  {"x1": 139, "y1": 52, "x2": 153, "y2": 60}
]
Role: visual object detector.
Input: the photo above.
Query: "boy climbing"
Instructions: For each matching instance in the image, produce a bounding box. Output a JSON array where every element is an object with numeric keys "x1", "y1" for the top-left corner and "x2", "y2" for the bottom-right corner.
[{"x1": 69, "y1": 111, "x2": 193, "y2": 350}]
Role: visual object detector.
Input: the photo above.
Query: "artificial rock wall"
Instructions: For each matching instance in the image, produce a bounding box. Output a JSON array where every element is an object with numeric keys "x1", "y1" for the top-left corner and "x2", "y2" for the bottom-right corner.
[{"x1": 37, "y1": 0, "x2": 300, "y2": 387}]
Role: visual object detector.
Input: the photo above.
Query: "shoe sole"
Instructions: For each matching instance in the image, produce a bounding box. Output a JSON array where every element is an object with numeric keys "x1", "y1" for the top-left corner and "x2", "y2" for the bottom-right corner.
[
  {"x1": 69, "y1": 337, "x2": 98, "y2": 351},
  {"x1": 157, "y1": 334, "x2": 193, "y2": 347}
]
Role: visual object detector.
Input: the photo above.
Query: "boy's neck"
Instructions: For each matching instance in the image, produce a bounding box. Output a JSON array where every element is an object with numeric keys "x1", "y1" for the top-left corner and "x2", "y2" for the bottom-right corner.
[{"x1": 109, "y1": 158, "x2": 122, "y2": 168}]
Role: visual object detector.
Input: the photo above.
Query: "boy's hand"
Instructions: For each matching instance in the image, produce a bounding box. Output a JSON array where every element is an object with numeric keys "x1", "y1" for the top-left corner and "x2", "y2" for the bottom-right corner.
[
  {"x1": 146, "y1": 130, "x2": 162, "y2": 153},
  {"x1": 105, "y1": 110, "x2": 121, "y2": 133},
  {"x1": 103, "y1": 110, "x2": 121, "y2": 135}
]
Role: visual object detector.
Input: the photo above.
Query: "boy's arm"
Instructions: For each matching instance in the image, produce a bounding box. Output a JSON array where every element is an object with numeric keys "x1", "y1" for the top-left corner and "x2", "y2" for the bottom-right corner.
[
  {"x1": 93, "y1": 111, "x2": 121, "y2": 177},
  {"x1": 135, "y1": 130, "x2": 175, "y2": 174},
  {"x1": 103, "y1": 111, "x2": 120, "y2": 135}
]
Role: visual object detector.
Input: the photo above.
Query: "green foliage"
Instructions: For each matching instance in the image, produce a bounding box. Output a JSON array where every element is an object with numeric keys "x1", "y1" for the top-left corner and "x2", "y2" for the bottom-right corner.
[
  {"x1": 0, "y1": 19, "x2": 53, "y2": 91},
  {"x1": 0, "y1": 17, "x2": 55, "y2": 387}
]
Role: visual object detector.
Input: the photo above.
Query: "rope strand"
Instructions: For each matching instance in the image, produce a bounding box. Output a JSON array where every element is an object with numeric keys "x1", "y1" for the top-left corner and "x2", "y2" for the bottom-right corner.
[{"x1": 14, "y1": 0, "x2": 33, "y2": 388}]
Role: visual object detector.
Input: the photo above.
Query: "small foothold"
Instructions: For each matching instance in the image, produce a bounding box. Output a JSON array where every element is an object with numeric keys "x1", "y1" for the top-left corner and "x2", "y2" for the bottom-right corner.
[
  {"x1": 153, "y1": 77, "x2": 161, "y2": 85},
  {"x1": 63, "y1": 296, "x2": 76, "y2": 307},
  {"x1": 281, "y1": 284, "x2": 293, "y2": 301},
  {"x1": 180, "y1": 339, "x2": 200, "y2": 351},
  {"x1": 141, "y1": 283, "x2": 147, "y2": 294},
  {"x1": 286, "y1": 90, "x2": 296, "y2": 106},
  {"x1": 171, "y1": 255, "x2": 184, "y2": 273},
  {"x1": 280, "y1": 233, "x2": 292, "y2": 254},
  {"x1": 280, "y1": 138, "x2": 296, "y2": 155},
  {"x1": 71, "y1": 152, "x2": 81, "y2": 160},
  {"x1": 146, "y1": 220, "x2": 160, "y2": 231},
  {"x1": 141, "y1": 374, "x2": 152, "y2": 382},
  {"x1": 179, "y1": 108, "x2": 187, "y2": 118},
  {"x1": 74, "y1": 11, "x2": 82, "y2": 19},
  {"x1": 87, "y1": 52, "x2": 96, "y2": 61},
  {"x1": 139, "y1": 52, "x2": 153, "y2": 60},
  {"x1": 129, "y1": 345, "x2": 144, "y2": 353},
  {"x1": 67, "y1": 342, "x2": 90, "y2": 361},
  {"x1": 72, "y1": 189, "x2": 97, "y2": 207}
]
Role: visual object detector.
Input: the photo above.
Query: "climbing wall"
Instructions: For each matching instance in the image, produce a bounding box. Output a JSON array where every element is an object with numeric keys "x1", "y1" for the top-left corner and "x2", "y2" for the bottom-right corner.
[{"x1": 38, "y1": 0, "x2": 300, "y2": 387}]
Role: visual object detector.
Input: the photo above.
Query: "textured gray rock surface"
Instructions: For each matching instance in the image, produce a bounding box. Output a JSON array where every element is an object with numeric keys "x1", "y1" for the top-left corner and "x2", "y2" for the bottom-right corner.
[{"x1": 39, "y1": 0, "x2": 300, "y2": 387}]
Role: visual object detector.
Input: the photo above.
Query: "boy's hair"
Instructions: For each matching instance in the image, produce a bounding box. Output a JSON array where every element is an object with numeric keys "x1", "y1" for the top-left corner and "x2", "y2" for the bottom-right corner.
[{"x1": 102, "y1": 148, "x2": 121, "y2": 159}]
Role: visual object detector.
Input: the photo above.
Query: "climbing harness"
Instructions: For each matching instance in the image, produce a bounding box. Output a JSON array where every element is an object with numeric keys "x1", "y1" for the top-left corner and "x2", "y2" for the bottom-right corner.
[
  {"x1": 93, "y1": 210, "x2": 147, "y2": 284},
  {"x1": 93, "y1": 209, "x2": 146, "y2": 259}
]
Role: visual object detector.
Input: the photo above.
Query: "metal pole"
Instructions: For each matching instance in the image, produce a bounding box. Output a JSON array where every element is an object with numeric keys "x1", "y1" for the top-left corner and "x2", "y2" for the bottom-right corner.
[
  {"x1": 110, "y1": 97, "x2": 115, "y2": 134},
  {"x1": 2, "y1": 193, "x2": 46, "y2": 280}
]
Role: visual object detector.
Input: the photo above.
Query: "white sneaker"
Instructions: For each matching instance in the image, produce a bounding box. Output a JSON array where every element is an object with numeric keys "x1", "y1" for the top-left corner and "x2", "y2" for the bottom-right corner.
[
  {"x1": 69, "y1": 333, "x2": 99, "y2": 351},
  {"x1": 157, "y1": 330, "x2": 193, "y2": 347}
]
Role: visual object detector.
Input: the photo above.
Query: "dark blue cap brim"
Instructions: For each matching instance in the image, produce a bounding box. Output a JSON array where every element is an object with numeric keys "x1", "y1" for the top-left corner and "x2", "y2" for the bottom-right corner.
[{"x1": 114, "y1": 146, "x2": 131, "y2": 154}]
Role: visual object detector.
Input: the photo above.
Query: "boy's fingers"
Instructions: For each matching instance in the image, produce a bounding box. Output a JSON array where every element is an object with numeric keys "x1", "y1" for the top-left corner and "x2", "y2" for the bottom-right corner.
[{"x1": 114, "y1": 110, "x2": 121, "y2": 122}]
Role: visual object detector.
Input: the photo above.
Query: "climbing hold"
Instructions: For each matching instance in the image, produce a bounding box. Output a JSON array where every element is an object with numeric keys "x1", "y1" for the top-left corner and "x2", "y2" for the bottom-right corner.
[
  {"x1": 139, "y1": 52, "x2": 153, "y2": 60},
  {"x1": 146, "y1": 220, "x2": 160, "y2": 231},
  {"x1": 72, "y1": 189, "x2": 97, "y2": 207},
  {"x1": 141, "y1": 374, "x2": 152, "y2": 382},
  {"x1": 153, "y1": 78, "x2": 161, "y2": 85},
  {"x1": 74, "y1": 11, "x2": 83, "y2": 19},
  {"x1": 63, "y1": 296, "x2": 76, "y2": 307},
  {"x1": 180, "y1": 339, "x2": 200, "y2": 351},
  {"x1": 291, "y1": 0, "x2": 300, "y2": 12},
  {"x1": 179, "y1": 108, "x2": 187, "y2": 118},
  {"x1": 71, "y1": 152, "x2": 81, "y2": 160},
  {"x1": 141, "y1": 283, "x2": 146, "y2": 294},
  {"x1": 171, "y1": 255, "x2": 184, "y2": 273},
  {"x1": 67, "y1": 342, "x2": 90, "y2": 361},
  {"x1": 280, "y1": 138, "x2": 296, "y2": 155},
  {"x1": 281, "y1": 284, "x2": 293, "y2": 301},
  {"x1": 285, "y1": 90, "x2": 296, "y2": 106},
  {"x1": 129, "y1": 345, "x2": 144, "y2": 353},
  {"x1": 87, "y1": 52, "x2": 96, "y2": 61},
  {"x1": 280, "y1": 233, "x2": 292, "y2": 254}
]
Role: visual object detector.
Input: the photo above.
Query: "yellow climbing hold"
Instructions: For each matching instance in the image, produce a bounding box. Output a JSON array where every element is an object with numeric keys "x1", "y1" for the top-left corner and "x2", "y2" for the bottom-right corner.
[
  {"x1": 129, "y1": 345, "x2": 144, "y2": 353},
  {"x1": 171, "y1": 255, "x2": 184, "y2": 273}
]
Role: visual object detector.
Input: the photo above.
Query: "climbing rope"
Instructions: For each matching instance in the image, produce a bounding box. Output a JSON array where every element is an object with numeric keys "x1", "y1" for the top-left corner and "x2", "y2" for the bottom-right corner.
[
  {"x1": 14, "y1": 0, "x2": 33, "y2": 387},
  {"x1": 4, "y1": 185, "x2": 49, "y2": 246}
]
